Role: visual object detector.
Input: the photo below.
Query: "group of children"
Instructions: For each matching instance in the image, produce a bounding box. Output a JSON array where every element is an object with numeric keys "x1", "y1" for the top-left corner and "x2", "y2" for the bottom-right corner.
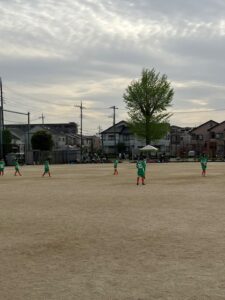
[
  {"x1": 114, "y1": 157, "x2": 147, "y2": 185},
  {"x1": 113, "y1": 153, "x2": 208, "y2": 185},
  {"x1": 0, "y1": 159, "x2": 51, "y2": 177},
  {"x1": 1, "y1": 153, "x2": 208, "y2": 181}
]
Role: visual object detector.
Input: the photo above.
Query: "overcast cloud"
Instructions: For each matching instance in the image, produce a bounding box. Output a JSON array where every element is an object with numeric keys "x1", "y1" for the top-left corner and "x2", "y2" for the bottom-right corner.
[{"x1": 0, "y1": 0, "x2": 225, "y2": 133}]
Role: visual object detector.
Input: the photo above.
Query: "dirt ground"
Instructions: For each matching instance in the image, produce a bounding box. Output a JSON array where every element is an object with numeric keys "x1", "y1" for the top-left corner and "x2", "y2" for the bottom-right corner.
[{"x1": 1, "y1": 162, "x2": 225, "y2": 300}]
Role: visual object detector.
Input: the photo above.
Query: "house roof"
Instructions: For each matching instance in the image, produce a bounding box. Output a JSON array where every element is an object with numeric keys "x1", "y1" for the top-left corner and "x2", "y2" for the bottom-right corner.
[
  {"x1": 208, "y1": 120, "x2": 225, "y2": 131},
  {"x1": 190, "y1": 120, "x2": 218, "y2": 133},
  {"x1": 8, "y1": 128, "x2": 26, "y2": 141},
  {"x1": 101, "y1": 120, "x2": 129, "y2": 134},
  {"x1": 6, "y1": 122, "x2": 78, "y2": 134}
]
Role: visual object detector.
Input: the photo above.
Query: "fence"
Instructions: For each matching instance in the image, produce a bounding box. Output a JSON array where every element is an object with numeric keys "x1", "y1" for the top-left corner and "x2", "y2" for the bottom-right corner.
[{"x1": 32, "y1": 149, "x2": 81, "y2": 164}]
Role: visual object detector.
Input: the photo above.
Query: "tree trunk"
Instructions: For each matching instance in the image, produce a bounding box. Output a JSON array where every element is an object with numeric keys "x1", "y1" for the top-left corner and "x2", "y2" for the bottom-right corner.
[{"x1": 145, "y1": 116, "x2": 150, "y2": 145}]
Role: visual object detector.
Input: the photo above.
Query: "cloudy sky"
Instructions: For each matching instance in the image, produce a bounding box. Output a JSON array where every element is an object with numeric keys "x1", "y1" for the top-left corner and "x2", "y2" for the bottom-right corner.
[{"x1": 1, "y1": 0, "x2": 225, "y2": 134}]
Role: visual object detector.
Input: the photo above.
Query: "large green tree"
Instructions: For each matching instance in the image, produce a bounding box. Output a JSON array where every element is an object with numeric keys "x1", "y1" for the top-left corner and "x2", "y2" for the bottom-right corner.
[
  {"x1": 31, "y1": 131, "x2": 54, "y2": 151},
  {"x1": 123, "y1": 68, "x2": 174, "y2": 144}
]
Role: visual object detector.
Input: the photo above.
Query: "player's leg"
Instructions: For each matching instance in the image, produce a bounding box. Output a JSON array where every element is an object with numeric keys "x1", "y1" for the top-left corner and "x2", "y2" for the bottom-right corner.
[
  {"x1": 201, "y1": 164, "x2": 204, "y2": 176},
  {"x1": 137, "y1": 176, "x2": 139, "y2": 185},
  {"x1": 142, "y1": 176, "x2": 145, "y2": 185}
]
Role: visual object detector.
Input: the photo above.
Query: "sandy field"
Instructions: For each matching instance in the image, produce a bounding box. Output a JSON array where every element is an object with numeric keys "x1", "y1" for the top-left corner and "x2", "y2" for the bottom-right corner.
[{"x1": 1, "y1": 162, "x2": 225, "y2": 300}]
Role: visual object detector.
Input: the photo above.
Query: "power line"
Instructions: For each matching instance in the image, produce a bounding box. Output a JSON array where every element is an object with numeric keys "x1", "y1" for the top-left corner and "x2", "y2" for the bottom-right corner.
[
  {"x1": 30, "y1": 117, "x2": 41, "y2": 122},
  {"x1": 39, "y1": 113, "x2": 45, "y2": 125}
]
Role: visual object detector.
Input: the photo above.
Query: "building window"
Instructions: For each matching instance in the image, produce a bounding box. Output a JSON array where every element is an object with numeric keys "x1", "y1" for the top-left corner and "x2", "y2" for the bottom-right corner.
[
  {"x1": 197, "y1": 134, "x2": 203, "y2": 140},
  {"x1": 211, "y1": 132, "x2": 215, "y2": 138},
  {"x1": 216, "y1": 133, "x2": 223, "y2": 139},
  {"x1": 108, "y1": 134, "x2": 115, "y2": 141},
  {"x1": 171, "y1": 135, "x2": 180, "y2": 143},
  {"x1": 123, "y1": 135, "x2": 130, "y2": 141}
]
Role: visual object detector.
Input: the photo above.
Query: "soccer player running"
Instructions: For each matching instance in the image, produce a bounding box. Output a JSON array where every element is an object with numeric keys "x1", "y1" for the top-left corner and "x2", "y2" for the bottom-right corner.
[
  {"x1": 114, "y1": 158, "x2": 119, "y2": 175},
  {"x1": 136, "y1": 157, "x2": 146, "y2": 185},
  {"x1": 14, "y1": 159, "x2": 22, "y2": 176},
  {"x1": 199, "y1": 153, "x2": 208, "y2": 176},
  {"x1": 0, "y1": 159, "x2": 5, "y2": 176},
  {"x1": 42, "y1": 160, "x2": 51, "y2": 177}
]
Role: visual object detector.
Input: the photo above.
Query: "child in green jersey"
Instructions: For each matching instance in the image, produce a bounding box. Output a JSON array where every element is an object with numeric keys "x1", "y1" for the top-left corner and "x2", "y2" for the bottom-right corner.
[
  {"x1": 114, "y1": 159, "x2": 119, "y2": 175},
  {"x1": 42, "y1": 160, "x2": 51, "y2": 177},
  {"x1": 14, "y1": 160, "x2": 22, "y2": 176},
  {"x1": 136, "y1": 157, "x2": 145, "y2": 185},
  {"x1": 0, "y1": 159, "x2": 5, "y2": 176},
  {"x1": 199, "y1": 153, "x2": 208, "y2": 176}
]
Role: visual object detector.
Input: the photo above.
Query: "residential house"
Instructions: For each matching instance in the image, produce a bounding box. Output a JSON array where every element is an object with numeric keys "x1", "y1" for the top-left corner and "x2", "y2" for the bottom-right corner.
[
  {"x1": 6, "y1": 122, "x2": 78, "y2": 151},
  {"x1": 82, "y1": 135, "x2": 101, "y2": 153},
  {"x1": 101, "y1": 120, "x2": 171, "y2": 157},
  {"x1": 190, "y1": 120, "x2": 218, "y2": 156},
  {"x1": 10, "y1": 130, "x2": 25, "y2": 153},
  {"x1": 170, "y1": 126, "x2": 192, "y2": 157},
  {"x1": 101, "y1": 121, "x2": 145, "y2": 156},
  {"x1": 208, "y1": 121, "x2": 225, "y2": 158}
]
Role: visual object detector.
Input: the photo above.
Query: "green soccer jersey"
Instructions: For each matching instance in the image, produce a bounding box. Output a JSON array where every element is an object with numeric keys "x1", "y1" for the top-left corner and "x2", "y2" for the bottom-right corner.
[
  {"x1": 136, "y1": 161, "x2": 145, "y2": 177},
  {"x1": 14, "y1": 161, "x2": 19, "y2": 171},
  {"x1": 0, "y1": 161, "x2": 5, "y2": 170},
  {"x1": 200, "y1": 156, "x2": 208, "y2": 170},
  {"x1": 44, "y1": 161, "x2": 50, "y2": 172},
  {"x1": 114, "y1": 159, "x2": 118, "y2": 168}
]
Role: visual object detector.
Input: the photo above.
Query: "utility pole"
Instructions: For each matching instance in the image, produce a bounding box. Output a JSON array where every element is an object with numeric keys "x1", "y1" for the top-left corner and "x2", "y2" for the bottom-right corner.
[
  {"x1": 0, "y1": 106, "x2": 2, "y2": 158},
  {"x1": 98, "y1": 125, "x2": 103, "y2": 152},
  {"x1": 98, "y1": 125, "x2": 102, "y2": 136},
  {"x1": 28, "y1": 112, "x2": 30, "y2": 151},
  {"x1": 75, "y1": 101, "x2": 85, "y2": 162},
  {"x1": 0, "y1": 77, "x2": 4, "y2": 158},
  {"x1": 39, "y1": 113, "x2": 45, "y2": 125},
  {"x1": 110, "y1": 106, "x2": 118, "y2": 156}
]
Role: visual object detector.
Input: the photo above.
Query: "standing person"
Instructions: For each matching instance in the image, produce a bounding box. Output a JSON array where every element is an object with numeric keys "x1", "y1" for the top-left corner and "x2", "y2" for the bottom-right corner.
[
  {"x1": 114, "y1": 158, "x2": 119, "y2": 175},
  {"x1": 136, "y1": 157, "x2": 145, "y2": 185},
  {"x1": 0, "y1": 159, "x2": 5, "y2": 176},
  {"x1": 42, "y1": 160, "x2": 51, "y2": 177},
  {"x1": 14, "y1": 159, "x2": 22, "y2": 176},
  {"x1": 200, "y1": 153, "x2": 208, "y2": 176}
]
